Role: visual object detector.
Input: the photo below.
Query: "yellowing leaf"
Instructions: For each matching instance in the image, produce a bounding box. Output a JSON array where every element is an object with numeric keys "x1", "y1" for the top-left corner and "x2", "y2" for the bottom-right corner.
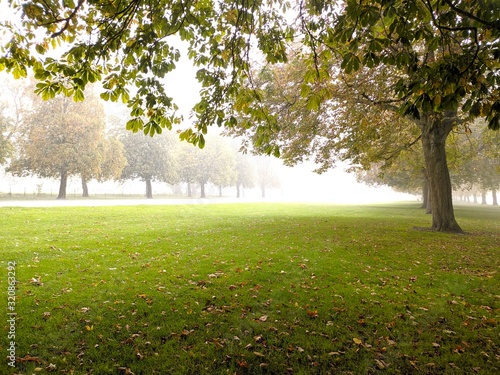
[{"x1": 353, "y1": 338, "x2": 362, "y2": 345}]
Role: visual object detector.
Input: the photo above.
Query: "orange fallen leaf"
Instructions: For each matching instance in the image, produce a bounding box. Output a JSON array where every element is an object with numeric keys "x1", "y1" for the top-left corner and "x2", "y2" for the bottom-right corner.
[{"x1": 307, "y1": 310, "x2": 319, "y2": 318}]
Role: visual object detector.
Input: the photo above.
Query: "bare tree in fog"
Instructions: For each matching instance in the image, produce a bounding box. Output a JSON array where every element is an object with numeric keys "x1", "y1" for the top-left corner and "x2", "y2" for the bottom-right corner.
[
  {"x1": 235, "y1": 154, "x2": 255, "y2": 198},
  {"x1": 256, "y1": 156, "x2": 280, "y2": 198}
]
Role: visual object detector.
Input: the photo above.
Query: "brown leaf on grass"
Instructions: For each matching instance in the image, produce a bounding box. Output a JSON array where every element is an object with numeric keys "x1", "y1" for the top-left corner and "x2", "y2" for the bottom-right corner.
[
  {"x1": 375, "y1": 359, "x2": 388, "y2": 369},
  {"x1": 307, "y1": 310, "x2": 319, "y2": 318},
  {"x1": 16, "y1": 355, "x2": 42, "y2": 363},
  {"x1": 237, "y1": 359, "x2": 249, "y2": 368},
  {"x1": 253, "y1": 351, "x2": 265, "y2": 357},
  {"x1": 258, "y1": 315, "x2": 268, "y2": 322},
  {"x1": 135, "y1": 349, "x2": 143, "y2": 360}
]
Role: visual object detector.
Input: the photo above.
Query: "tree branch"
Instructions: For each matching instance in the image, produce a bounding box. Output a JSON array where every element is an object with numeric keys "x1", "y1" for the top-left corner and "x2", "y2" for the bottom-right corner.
[
  {"x1": 51, "y1": 0, "x2": 85, "y2": 38},
  {"x1": 443, "y1": 0, "x2": 500, "y2": 31}
]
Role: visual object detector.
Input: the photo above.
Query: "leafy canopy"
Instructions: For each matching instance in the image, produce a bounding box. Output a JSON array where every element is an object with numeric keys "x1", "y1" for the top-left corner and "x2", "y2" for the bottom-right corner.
[{"x1": 0, "y1": 0, "x2": 498, "y2": 149}]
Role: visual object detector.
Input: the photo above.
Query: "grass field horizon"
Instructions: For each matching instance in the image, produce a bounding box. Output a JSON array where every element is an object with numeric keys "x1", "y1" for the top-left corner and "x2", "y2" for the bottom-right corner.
[{"x1": 1, "y1": 202, "x2": 498, "y2": 374}]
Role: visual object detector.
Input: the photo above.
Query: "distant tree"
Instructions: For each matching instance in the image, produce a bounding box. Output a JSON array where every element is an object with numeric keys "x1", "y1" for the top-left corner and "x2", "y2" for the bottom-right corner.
[
  {"x1": 255, "y1": 156, "x2": 280, "y2": 199},
  {"x1": 81, "y1": 138, "x2": 127, "y2": 197},
  {"x1": 0, "y1": 76, "x2": 34, "y2": 170},
  {"x1": 193, "y1": 135, "x2": 237, "y2": 198},
  {"x1": 176, "y1": 135, "x2": 237, "y2": 198},
  {"x1": 0, "y1": 107, "x2": 12, "y2": 166},
  {"x1": 120, "y1": 131, "x2": 178, "y2": 199},
  {"x1": 451, "y1": 120, "x2": 500, "y2": 205},
  {"x1": 235, "y1": 154, "x2": 255, "y2": 198},
  {"x1": 176, "y1": 141, "x2": 199, "y2": 197},
  {"x1": 9, "y1": 90, "x2": 115, "y2": 199},
  {"x1": 209, "y1": 139, "x2": 237, "y2": 197}
]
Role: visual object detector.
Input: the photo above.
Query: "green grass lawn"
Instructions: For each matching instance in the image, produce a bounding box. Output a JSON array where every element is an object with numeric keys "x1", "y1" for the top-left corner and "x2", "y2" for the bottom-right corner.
[{"x1": 1, "y1": 203, "x2": 498, "y2": 374}]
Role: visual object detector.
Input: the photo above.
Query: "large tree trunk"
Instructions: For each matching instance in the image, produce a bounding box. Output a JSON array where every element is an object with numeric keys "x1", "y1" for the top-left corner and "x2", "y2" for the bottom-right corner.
[
  {"x1": 420, "y1": 114, "x2": 462, "y2": 233},
  {"x1": 57, "y1": 169, "x2": 68, "y2": 200},
  {"x1": 81, "y1": 176, "x2": 89, "y2": 197},
  {"x1": 492, "y1": 189, "x2": 498, "y2": 206},
  {"x1": 145, "y1": 178, "x2": 153, "y2": 199},
  {"x1": 236, "y1": 183, "x2": 241, "y2": 198},
  {"x1": 200, "y1": 182, "x2": 206, "y2": 198},
  {"x1": 187, "y1": 182, "x2": 192, "y2": 197}
]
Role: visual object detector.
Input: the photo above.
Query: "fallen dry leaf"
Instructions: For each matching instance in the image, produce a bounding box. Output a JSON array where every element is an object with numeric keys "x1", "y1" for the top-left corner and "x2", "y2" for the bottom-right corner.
[{"x1": 353, "y1": 338, "x2": 362, "y2": 345}]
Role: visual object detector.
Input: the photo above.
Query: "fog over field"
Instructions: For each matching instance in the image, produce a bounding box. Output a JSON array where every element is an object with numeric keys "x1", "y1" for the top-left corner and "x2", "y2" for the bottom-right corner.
[{"x1": 0, "y1": 160, "x2": 416, "y2": 207}]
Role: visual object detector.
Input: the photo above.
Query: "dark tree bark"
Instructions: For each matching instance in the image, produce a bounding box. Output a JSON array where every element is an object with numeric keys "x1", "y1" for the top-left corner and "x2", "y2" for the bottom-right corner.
[
  {"x1": 481, "y1": 191, "x2": 487, "y2": 205},
  {"x1": 81, "y1": 176, "x2": 89, "y2": 197},
  {"x1": 57, "y1": 169, "x2": 68, "y2": 200},
  {"x1": 421, "y1": 176, "x2": 428, "y2": 209},
  {"x1": 145, "y1": 178, "x2": 153, "y2": 199},
  {"x1": 420, "y1": 113, "x2": 462, "y2": 233},
  {"x1": 421, "y1": 172, "x2": 432, "y2": 214},
  {"x1": 425, "y1": 184, "x2": 432, "y2": 215},
  {"x1": 492, "y1": 189, "x2": 498, "y2": 206}
]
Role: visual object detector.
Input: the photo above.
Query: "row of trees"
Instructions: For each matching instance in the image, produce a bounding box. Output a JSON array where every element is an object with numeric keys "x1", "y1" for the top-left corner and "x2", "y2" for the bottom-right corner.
[
  {"x1": 1, "y1": 0, "x2": 499, "y2": 232},
  {"x1": 356, "y1": 119, "x2": 499, "y2": 208},
  {"x1": 0, "y1": 81, "x2": 279, "y2": 199}
]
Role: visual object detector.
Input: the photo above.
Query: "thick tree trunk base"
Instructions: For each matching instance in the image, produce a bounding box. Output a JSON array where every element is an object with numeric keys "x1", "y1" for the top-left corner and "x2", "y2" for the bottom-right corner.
[
  {"x1": 430, "y1": 222, "x2": 464, "y2": 234},
  {"x1": 145, "y1": 178, "x2": 153, "y2": 199},
  {"x1": 420, "y1": 113, "x2": 463, "y2": 233},
  {"x1": 57, "y1": 170, "x2": 68, "y2": 200},
  {"x1": 82, "y1": 177, "x2": 89, "y2": 198},
  {"x1": 413, "y1": 225, "x2": 465, "y2": 234}
]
